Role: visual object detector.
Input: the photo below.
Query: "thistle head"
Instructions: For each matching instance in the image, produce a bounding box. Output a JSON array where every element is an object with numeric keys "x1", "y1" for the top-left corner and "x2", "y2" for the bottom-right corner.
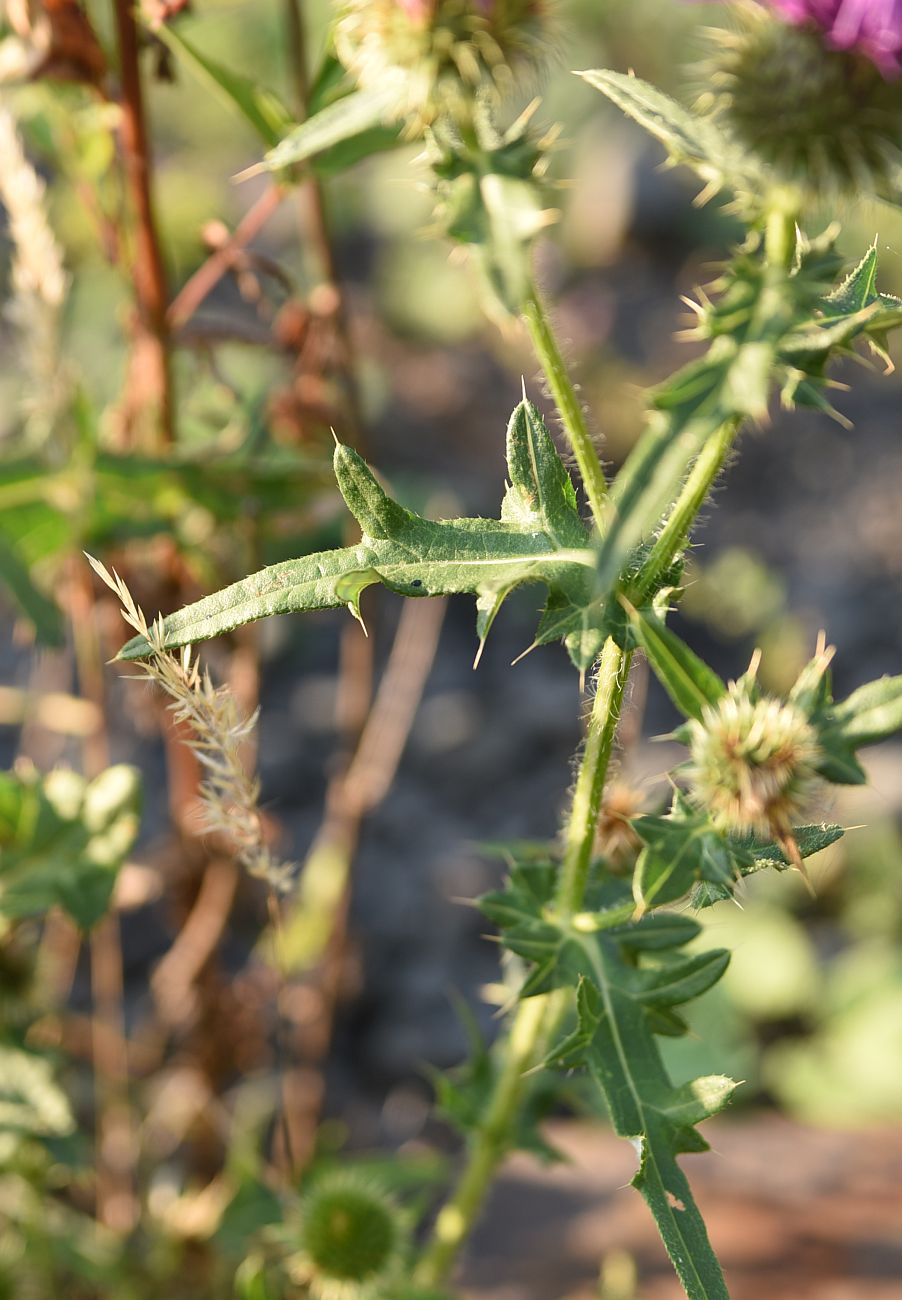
[
  {"x1": 686, "y1": 677, "x2": 820, "y2": 839},
  {"x1": 767, "y1": 0, "x2": 902, "y2": 76},
  {"x1": 294, "y1": 1172, "x2": 403, "y2": 1298},
  {"x1": 703, "y1": 0, "x2": 902, "y2": 197},
  {"x1": 334, "y1": 0, "x2": 557, "y2": 126}
]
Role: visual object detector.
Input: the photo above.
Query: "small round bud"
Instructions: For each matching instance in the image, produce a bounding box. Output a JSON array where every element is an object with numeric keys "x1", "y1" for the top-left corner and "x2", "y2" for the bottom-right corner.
[
  {"x1": 335, "y1": 0, "x2": 556, "y2": 126},
  {"x1": 686, "y1": 680, "x2": 820, "y2": 838},
  {"x1": 703, "y1": 1, "x2": 902, "y2": 197},
  {"x1": 296, "y1": 1172, "x2": 402, "y2": 1297}
]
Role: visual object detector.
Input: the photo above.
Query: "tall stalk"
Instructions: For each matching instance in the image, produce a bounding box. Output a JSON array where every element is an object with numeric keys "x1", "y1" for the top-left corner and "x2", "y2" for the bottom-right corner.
[
  {"x1": 415, "y1": 637, "x2": 630, "y2": 1287},
  {"x1": 111, "y1": 0, "x2": 174, "y2": 444},
  {"x1": 417, "y1": 206, "x2": 799, "y2": 1286}
]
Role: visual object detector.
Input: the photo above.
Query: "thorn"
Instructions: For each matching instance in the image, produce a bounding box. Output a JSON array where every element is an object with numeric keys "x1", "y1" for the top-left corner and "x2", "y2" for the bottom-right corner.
[
  {"x1": 511, "y1": 641, "x2": 539, "y2": 667},
  {"x1": 347, "y1": 605, "x2": 368, "y2": 637},
  {"x1": 521, "y1": 375, "x2": 528, "y2": 403},
  {"x1": 330, "y1": 427, "x2": 340, "y2": 447},
  {"x1": 473, "y1": 639, "x2": 486, "y2": 670},
  {"x1": 233, "y1": 161, "x2": 265, "y2": 184}
]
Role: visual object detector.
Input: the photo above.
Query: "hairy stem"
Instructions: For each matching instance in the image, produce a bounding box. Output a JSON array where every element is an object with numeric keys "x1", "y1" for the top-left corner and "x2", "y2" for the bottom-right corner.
[
  {"x1": 415, "y1": 637, "x2": 629, "y2": 1286},
  {"x1": 558, "y1": 638, "x2": 632, "y2": 914},
  {"x1": 523, "y1": 288, "x2": 608, "y2": 535},
  {"x1": 629, "y1": 416, "x2": 740, "y2": 606}
]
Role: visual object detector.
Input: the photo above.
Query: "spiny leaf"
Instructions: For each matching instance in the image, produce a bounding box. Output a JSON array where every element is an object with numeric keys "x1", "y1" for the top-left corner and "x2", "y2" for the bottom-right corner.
[
  {"x1": 484, "y1": 859, "x2": 735, "y2": 1295},
  {"x1": 117, "y1": 403, "x2": 607, "y2": 671},
  {"x1": 624, "y1": 602, "x2": 725, "y2": 722},
  {"x1": 577, "y1": 69, "x2": 759, "y2": 201}
]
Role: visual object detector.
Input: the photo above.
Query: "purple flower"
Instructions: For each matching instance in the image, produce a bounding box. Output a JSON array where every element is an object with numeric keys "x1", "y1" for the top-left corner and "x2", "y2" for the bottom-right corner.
[{"x1": 767, "y1": 0, "x2": 902, "y2": 75}]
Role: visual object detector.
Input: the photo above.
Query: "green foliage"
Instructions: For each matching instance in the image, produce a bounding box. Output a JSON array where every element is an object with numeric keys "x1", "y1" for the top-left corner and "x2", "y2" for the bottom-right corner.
[
  {"x1": 481, "y1": 859, "x2": 735, "y2": 1299},
  {"x1": 118, "y1": 399, "x2": 619, "y2": 672},
  {"x1": 0, "y1": 764, "x2": 141, "y2": 929},
  {"x1": 427, "y1": 106, "x2": 558, "y2": 316},
  {"x1": 577, "y1": 69, "x2": 762, "y2": 205},
  {"x1": 261, "y1": 84, "x2": 404, "y2": 176},
  {"x1": 153, "y1": 22, "x2": 294, "y2": 149},
  {"x1": 0, "y1": 435, "x2": 329, "y2": 643},
  {"x1": 0, "y1": 1044, "x2": 74, "y2": 1141}
]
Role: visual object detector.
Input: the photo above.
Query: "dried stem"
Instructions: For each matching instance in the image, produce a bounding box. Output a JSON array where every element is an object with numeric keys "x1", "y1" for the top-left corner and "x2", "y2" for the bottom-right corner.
[
  {"x1": 111, "y1": 0, "x2": 174, "y2": 444},
  {"x1": 167, "y1": 185, "x2": 285, "y2": 333},
  {"x1": 273, "y1": 595, "x2": 447, "y2": 1172},
  {"x1": 68, "y1": 558, "x2": 137, "y2": 1233}
]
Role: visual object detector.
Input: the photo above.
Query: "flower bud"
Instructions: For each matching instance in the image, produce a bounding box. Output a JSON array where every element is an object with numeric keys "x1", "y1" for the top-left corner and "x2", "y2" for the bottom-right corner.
[
  {"x1": 296, "y1": 1172, "x2": 402, "y2": 1297},
  {"x1": 686, "y1": 679, "x2": 820, "y2": 839},
  {"x1": 702, "y1": 1, "x2": 902, "y2": 197},
  {"x1": 335, "y1": 0, "x2": 556, "y2": 126}
]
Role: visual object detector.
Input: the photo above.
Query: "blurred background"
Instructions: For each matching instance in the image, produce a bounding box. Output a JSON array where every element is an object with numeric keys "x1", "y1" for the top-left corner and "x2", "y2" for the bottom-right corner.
[{"x1": 1, "y1": 1, "x2": 902, "y2": 1297}]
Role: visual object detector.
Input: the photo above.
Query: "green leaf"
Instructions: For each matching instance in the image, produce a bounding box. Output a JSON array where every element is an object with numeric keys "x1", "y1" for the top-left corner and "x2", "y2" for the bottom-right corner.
[
  {"x1": 0, "y1": 532, "x2": 64, "y2": 646},
  {"x1": 828, "y1": 674, "x2": 902, "y2": 748},
  {"x1": 691, "y1": 822, "x2": 844, "y2": 906},
  {"x1": 153, "y1": 23, "x2": 292, "y2": 148},
  {"x1": 0, "y1": 764, "x2": 141, "y2": 929},
  {"x1": 261, "y1": 87, "x2": 402, "y2": 174},
  {"x1": 624, "y1": 602, "x2": 725, "y2": 722},
  {"x1": 0, "y1": 1045, "x2": 74, "y2": 1138},
  {"x1": 577, "y1": 69, "x2": 760, "y2": 200},
  {"x1": 117, "y1": 402, "x2": 607, "y2": 672},
  {"x1": 632, "y1": 804, "x2": 739, "y2": 915},
  {"x1": 487, "y1": 860, "x2": 734, "y2": 1299}
]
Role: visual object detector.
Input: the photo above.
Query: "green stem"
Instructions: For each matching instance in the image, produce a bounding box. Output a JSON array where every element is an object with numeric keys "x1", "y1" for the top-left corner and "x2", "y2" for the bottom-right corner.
[
  {"x1": 558, "y1": 638, "x2": 632, "y2": 915},
  {"x1": 630, "y1": 204, "x2": 798, "y2": 606},
  {"x1": 418, "y1": 206, "x2": 799, "y2": 1290},
  {"x1": 523, "y1": 288, "x2": 608, "y2": 536},
  {"x1": 415, "y1": 638, "x2": 629, "y2": 1287},
  {"x1": 414, "y1": 990, "x2": 561, "y2": 1286},
  {"x1": 629, "y1": 416, "x2": 740, "y2": 606}
]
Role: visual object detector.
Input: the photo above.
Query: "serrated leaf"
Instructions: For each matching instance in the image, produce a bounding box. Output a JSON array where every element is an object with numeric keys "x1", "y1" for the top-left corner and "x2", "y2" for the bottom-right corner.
[
  {"x1": 690, "y1": 822, "x2": 844, "y2": 906},
  {"x1": 117, "y1": 403, "x2": 606, "y2": 671},
  {"x1": 578, "y1": 69, "x2": 758, "y2": 199},
  {"x1": 632, "y1": 807, "x2": 740, "y2": 914},
  {"x1": 625, "y1": 602, "x2": 725, "y2": 722},
  {"x1": 748, "y1": 822, "x2": 844, "y2": 870},
  {"x1": 570, "y1": 931, "x2": 733, "y2": 1299},
  {"x1": 636, "y1": 949, "x2": 730, "y2": 1007},
  {"x1": 483, "y1": 858, "x2": 734, "y2": 1296}
]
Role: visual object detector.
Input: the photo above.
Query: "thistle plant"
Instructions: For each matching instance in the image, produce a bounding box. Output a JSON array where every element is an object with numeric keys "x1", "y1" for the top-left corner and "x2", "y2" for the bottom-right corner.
[{"x1": 8, "y1": 0, "x2": 902, "y2": 1297}]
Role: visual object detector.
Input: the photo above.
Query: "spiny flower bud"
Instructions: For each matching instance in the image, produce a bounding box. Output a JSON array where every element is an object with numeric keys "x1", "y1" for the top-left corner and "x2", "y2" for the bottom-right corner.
[
  {"x1": 685, "y1": 679, "x2": 820, "y2": 840},
  {"x1": 702, "y1": 0, "x2": 902, "y2": 196},
  {"x1": 334, "y1": 0, "x2": 556, "y2": 126},
  {"x1": 768, "y1": 0, "x2": 902, "y2": 77},
  {"x1": 295, "y1": 1172, "x2": 402, "y2": 1298}
]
